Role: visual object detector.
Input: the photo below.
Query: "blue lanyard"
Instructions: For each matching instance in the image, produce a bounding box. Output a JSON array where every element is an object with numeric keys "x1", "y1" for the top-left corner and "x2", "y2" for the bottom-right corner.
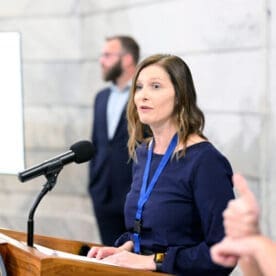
[{"x1": 133, "y1": 133, "x2": 178, "y2": 253}]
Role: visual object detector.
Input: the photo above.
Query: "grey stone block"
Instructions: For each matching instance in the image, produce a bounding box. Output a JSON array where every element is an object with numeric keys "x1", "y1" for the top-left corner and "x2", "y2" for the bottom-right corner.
[
  {"x1": 24, "y1": 106, "x2": 91, "y2": 148},
  {"x1": 0, "y1": 18, "x2": 82, "y2": 60},
  {"x1": 205, "y1": 113, "x2": 261, "y2": 178},
  {"x1": 0, "y1": 0, "x2": 77, "y2": 16},
  {"x1": 186, "y1": 50, "x2": 265, "y2": 113}
]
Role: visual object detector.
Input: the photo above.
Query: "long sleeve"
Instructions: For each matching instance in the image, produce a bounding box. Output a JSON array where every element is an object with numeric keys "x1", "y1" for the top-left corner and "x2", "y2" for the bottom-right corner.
[{"x1": 161, "y1": 151, "x2": 234, "y2": 275}]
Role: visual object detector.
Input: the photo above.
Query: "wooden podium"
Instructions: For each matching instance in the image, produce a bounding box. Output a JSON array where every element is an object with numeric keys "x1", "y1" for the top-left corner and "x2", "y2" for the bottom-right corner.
[{"x1": 0, "y1": 228, "x2": 167, "y2": 275}]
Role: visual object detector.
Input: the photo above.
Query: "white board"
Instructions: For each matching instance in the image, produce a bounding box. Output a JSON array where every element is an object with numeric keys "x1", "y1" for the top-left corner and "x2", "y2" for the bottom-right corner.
[{"x1": 0, "y1": 32, "x2": 25, "y2": 174}]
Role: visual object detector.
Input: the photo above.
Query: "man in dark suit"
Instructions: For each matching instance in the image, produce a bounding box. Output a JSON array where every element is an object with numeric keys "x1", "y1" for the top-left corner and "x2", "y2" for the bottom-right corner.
[{"x1": 89, "y1": 35, "x2": 140, "y2": 245}]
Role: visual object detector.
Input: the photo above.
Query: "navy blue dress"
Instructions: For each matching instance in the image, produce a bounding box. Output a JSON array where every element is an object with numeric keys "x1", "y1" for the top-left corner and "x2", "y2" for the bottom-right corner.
[{"x1": 116, "y1": 141, "x2": 235, "y2": 275}]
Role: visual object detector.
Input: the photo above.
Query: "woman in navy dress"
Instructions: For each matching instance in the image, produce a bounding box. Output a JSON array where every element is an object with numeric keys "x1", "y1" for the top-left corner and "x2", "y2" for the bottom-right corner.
[{"x1": 87, "y1": 54, "x2": 235, "y2": 275}]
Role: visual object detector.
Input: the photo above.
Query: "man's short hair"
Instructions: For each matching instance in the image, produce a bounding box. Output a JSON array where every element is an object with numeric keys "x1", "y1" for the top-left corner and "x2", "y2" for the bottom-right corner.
[{"x1": 106, "y1": 35, "x2": 140, "y2": 64}]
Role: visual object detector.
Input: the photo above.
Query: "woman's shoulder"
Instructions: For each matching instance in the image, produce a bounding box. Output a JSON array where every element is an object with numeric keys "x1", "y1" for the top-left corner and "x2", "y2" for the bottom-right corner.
[
  {"x1": 187, "y1": 141, "x2": 233, "y2": 173},
  {"x1": 187, "y1": 141, "x2": 226, "y2": 158}
]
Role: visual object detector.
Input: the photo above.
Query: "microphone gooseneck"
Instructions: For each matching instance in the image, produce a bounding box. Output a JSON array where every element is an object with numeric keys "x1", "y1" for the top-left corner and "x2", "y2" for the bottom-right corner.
[{"x1": 25, "y1": 140, "x2": 94, "y2": 247}]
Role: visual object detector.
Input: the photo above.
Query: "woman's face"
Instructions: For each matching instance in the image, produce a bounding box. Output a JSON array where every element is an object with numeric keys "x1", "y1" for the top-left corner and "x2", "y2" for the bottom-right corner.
[{"x1": 134, "y1": 64, "x2": 176, "y2": 129}]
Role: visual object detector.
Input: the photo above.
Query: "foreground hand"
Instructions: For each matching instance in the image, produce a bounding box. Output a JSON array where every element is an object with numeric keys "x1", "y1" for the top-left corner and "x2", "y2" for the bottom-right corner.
[
  {"x1": 211, "y1": 237, "x2": 243, "y2": 267},
  {"x1": 223, "y1": 174, "x2": 260, "y2": 238},
  {"x1": 103, "y1": 251, "x2": 155, "y2": 270}
]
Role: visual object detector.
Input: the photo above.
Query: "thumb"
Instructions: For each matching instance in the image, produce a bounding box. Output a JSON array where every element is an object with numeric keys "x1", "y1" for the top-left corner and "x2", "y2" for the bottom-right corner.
[{"x1": 233, "y1": 174, "x2": 255, "y2": 201}]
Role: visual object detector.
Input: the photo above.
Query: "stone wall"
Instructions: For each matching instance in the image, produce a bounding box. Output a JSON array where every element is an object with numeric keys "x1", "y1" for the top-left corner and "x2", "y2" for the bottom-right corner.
[
  {"x1": 0, "y1": 0, "x2": 101, "y2": 243},
  {"x1": 0, "y1": 1, "x2": 275, "y2": 275}
]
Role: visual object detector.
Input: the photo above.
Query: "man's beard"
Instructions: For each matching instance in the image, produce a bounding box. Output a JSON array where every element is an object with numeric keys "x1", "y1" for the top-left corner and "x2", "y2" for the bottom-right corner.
[{"x1": 103, "y1": 59, "x2": 123, "y2": 83}]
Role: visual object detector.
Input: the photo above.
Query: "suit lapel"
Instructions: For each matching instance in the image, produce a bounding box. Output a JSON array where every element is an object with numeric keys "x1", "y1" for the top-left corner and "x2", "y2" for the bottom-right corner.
[{"x1": 102, "y1": 88, "x2": 111, "y2": 142}]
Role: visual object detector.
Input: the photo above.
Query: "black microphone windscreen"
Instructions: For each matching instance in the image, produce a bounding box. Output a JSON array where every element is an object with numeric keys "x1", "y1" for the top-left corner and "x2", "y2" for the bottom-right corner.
[{"x1": 70, "y1": 140, "x2": 95, "y2": 164}]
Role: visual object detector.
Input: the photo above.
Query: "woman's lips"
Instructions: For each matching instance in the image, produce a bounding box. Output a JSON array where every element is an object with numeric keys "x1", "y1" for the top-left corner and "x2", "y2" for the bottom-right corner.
[{"x1": 139, "y1": 105, "x2": 153, "y2": 111}]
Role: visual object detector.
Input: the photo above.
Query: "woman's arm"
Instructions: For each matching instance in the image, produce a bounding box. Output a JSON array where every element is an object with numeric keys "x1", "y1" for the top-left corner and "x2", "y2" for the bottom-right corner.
[{"x1": 160, "y1": 151, "x2": 235, "y2": 275}]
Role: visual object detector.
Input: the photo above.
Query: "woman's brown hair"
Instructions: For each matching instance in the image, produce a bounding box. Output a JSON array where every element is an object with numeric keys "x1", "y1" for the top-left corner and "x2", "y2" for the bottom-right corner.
[{"x1": 127, "y1": 54, "x2": 206, "y2": 159}]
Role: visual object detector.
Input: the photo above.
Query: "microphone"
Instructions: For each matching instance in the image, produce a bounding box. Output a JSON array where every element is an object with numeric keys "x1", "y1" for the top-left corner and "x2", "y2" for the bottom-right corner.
[{"x1": 18, "y1": 140, "x2": 95, "y2": 182}]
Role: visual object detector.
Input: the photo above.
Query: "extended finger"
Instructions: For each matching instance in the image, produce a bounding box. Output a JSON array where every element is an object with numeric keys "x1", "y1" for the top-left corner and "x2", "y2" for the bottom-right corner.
[
  {"x1": 211, "y1": 242, "x2": 238, "y2": 267},
  {"x1": 87, "y1": 247, "x2": 99, "y2": 258}
]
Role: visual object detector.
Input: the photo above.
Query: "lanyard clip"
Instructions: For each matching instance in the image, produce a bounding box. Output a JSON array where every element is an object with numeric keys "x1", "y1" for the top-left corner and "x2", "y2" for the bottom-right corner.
[{"x1": 133, "y1": 219, "x2": 142, "y2": 234}]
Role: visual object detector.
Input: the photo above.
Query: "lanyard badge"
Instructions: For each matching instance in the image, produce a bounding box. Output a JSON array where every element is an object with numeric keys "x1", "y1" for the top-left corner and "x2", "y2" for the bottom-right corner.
[{"x1": 133, "y1": 133, "x2": 178, "y2": 254}]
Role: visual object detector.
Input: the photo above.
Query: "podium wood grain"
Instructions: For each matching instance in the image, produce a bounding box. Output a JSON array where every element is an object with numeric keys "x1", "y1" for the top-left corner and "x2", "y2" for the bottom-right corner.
[{"x1": 0, "y1": 228, "x2": 168, "y2": 275}]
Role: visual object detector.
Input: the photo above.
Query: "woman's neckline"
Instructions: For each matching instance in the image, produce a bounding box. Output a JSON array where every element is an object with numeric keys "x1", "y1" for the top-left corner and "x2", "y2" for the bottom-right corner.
[{"x1": 152, "y1": 140, "x2": 210, "y2": 156}]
